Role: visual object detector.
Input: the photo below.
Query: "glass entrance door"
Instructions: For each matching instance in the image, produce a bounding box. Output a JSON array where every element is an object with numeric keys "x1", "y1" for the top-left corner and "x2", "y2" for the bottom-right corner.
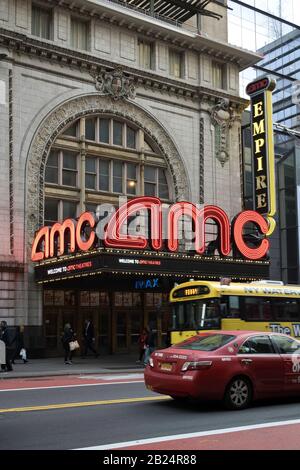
[{"x1": 114, "y1": 292, "x2": 143, "y2": 353}]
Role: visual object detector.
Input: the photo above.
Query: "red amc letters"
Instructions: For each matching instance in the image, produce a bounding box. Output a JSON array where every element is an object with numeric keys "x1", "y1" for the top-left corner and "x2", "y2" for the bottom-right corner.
[{"x1": 31, "y1": 197, "x2": 270, "y2": 262}]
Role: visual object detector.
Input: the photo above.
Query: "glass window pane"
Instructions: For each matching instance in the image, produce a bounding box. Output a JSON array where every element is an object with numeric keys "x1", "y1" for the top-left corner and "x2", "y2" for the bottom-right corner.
[
  {"x1": 127, "y1": 163, "x2": 136, "y2": 179},
  {"x1": 113, "y1": 121, "x2": 123, "y2": 146},
  {"x1": 71, "y1": 18, "x2": 88, "y2": 51},
  {"x1": 158, "y1": 169, "x2": 169, "y2": 199},
  {"x1": 85, "y1": 173, "x2": 96, "y2": 190},
  {"x1": 99, "y1": 119, "x2": 109, "y2": 143},
  {"x1": 212, "y1": 62, "x2": 224, "y2": 89},
  {"x1": 45, "y1": 150, "x2": 59, "y2": 184},
  {"x1": 85, "y1": 118, "x2": 96, "y2": 141},
  {"x1": 63, "y1": 201, "x2": 77, "y2": 219},
  {"x1": 32, "y1": 6, "x2": 51, "y2": 39},
  {"x1": 158, "y1": 168, "x2": 167, "y2": 184},
  {"x1": 145, "y1": 182, "x2": 156, "y2": 196},
  {"x1": 62, "y1": 170, "x2": 77, "y2": 187},
  {"x1": 169, "y1": 50, "x2": 182, "y2": 78},
  {"x1": 138, "y1": 40, "x2": 153, "y2": 70},
  {"x1": 113, "y1": 161, "x2": 123, "y2": 193},
  {"x1": 63, "y1": 122, "x2": 77, "y2": 137},
  {"x1": 127, "y1": 180, "x2": 136, "y2": 195},
  {"x1": 113, "y1": 178, "x2": 123, "y2": 193},
  {"x1": 127, "y1": 127, "x2": 136, "y2": 149},
  {"x1": 45, "y1": 198, "x2": 58, "y2": 223},
  {"x1": 144, "y1": 166, "x2": 156, "y2": 182},
  {"x1": 47, "y1": 150, "x2": 58, "y2": 167},
  {"x1": 159, "y1": 184, "x2": 169, "y2": 199},
  {"x1": 45, "y1": 167, "x2": 58, "y2": 184},
  {"x1": 99, "y1": 176, "x2": 109, "y2": 191},
  {"x1": 99, "y1": 160, "x2": 109, "y2": 191},
  {"x1": 126, "y1": 163, "x2": 137, "y2": 195},
  {"x1": 86, "y1": 156, "x2": 96, "y2": 173},
  {"x1": 113, "y1": 161, "x2": 123, "y2": 178},
  {"x1": 63, "y1": 151, "x2": 77, "y2": 170},
  {"x1": 100, "y1": 160, "x2": 109, "y2": 176}
]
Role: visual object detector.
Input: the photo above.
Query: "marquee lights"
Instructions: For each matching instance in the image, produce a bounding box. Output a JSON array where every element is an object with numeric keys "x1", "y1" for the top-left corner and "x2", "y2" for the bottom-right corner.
[{"x1": 31, "y1": 197, "x2": 271, "y2": 263}]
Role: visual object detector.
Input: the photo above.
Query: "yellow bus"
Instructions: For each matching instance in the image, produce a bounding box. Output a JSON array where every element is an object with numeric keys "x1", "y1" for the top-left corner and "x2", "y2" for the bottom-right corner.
[{"x1": 169, "y1": 280, "x2": 300, "y2": 344}]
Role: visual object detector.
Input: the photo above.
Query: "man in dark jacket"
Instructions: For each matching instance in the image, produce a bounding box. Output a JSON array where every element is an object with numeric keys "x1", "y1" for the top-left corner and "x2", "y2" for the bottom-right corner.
[
  {"x1": 82, "y1": 319, "x2": 98, "y2": 357},
  {"x1": 0, "y1": 321, "x2": 13, "y2": 371}
]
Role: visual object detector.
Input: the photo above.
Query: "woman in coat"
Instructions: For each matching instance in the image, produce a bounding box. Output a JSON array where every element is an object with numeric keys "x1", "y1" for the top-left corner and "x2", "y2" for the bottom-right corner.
[{"x1": 61, "y1": 323, "x2": 75, "y2": 365}]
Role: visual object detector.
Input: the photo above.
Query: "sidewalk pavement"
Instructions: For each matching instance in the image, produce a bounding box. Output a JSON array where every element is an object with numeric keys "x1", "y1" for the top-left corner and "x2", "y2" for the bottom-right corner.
[{"x1": 0, "y1": 353, "x2": 145, "y2": 379}]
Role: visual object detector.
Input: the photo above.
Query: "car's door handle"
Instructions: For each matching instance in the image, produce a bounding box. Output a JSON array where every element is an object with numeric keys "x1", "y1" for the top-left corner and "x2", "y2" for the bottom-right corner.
[{"x1": 241, "y1": 358, "x2": 253, "y2": 364}]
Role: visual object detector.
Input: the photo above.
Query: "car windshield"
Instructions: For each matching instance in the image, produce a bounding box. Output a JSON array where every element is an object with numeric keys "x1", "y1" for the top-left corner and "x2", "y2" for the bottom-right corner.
[
  {"x1": 171, "y1": 299, "x2": 221, "y2": 330},
  {"x1": 173, "y1": 334, "x2": 236, "y2": 351}
]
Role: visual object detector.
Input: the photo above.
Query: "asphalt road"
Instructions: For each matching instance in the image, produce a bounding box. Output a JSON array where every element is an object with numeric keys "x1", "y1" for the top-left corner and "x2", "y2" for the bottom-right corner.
[{"x1": 1, "y1": 376, "x2": 300, "y2": 450}]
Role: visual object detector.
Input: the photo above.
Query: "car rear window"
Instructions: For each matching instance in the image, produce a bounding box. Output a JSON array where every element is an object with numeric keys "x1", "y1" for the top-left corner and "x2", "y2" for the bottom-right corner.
[{"x1": 173, "y1": 334, "x2": 236, "y2": 351}]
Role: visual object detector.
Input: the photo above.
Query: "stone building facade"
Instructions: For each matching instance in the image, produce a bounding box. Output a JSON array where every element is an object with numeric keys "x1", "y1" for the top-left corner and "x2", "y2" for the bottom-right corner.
[{"x1": 0, "y1": 0, "x2": 260, "y2": 354}]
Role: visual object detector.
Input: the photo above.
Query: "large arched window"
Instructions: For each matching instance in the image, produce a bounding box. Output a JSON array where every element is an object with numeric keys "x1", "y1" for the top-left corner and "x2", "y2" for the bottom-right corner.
[{"x1": 44, "y1": 115, "x2": 172, "y2": 225}]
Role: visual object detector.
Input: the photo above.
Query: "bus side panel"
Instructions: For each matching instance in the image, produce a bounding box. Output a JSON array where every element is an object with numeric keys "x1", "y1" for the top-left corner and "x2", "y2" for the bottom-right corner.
[{"x1": 221, "y1": 319, "x2": 300, "y2": 338}]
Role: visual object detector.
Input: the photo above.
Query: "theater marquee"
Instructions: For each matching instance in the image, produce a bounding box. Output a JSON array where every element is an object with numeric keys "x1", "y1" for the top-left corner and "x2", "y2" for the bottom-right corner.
[{"x1": 31, "y1": 197, "x2": 271, "y2": 283}]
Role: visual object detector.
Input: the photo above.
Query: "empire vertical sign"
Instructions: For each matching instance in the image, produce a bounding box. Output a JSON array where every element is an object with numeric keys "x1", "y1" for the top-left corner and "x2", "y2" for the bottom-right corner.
[{"x1": 246, "y1": 77, "x2": 276, "y2": 235}]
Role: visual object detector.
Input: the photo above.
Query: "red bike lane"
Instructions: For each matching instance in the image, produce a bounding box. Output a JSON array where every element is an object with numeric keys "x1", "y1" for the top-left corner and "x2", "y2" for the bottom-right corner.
[
  {"x1": 0, "y1": 373, "x2": 144, "y2": 391},
  {"x1": 111, "y1": 421, "x2": 300, "y2": 450}
]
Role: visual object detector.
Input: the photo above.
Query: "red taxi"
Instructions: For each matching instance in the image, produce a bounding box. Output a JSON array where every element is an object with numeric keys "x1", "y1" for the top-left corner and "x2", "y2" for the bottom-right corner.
[{"x1": 144, "y1": 331, "x2": 300, "y2": 409}]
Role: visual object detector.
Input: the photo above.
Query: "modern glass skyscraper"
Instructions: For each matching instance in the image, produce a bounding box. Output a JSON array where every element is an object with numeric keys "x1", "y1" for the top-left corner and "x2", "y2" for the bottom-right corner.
[
  {"x1": 228, "y1": 0, "x2": 300, "y2": 96},
  {"x1": 228, "y1": 0, "x2": 300, "y2": 282},
  {"x1": 258, "y1": 29, "x2": 300, "y2": 283}
]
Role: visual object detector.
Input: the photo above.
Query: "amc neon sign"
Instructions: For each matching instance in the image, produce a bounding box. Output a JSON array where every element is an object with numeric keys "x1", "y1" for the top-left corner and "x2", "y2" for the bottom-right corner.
[{"x1": 31, "y1": 197, "x2": 270, "y2": 262}]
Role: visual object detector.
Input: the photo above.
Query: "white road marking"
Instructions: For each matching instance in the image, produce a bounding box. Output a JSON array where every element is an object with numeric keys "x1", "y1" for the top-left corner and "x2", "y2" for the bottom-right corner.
[
  {"x1": 77, "y1": 374, "x2": 144, "y2": 380},
  {"x1": 74, "y1": 418, "x2": 300, "y2": 450}
]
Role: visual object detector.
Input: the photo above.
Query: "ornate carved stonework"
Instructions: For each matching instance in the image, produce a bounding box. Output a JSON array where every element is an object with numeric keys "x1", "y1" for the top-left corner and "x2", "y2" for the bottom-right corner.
[
  {"x1": 210, "y1": 98, "x2": 236, "y2": 167},
  {"x1": 94, "y1": 66, "x2": 136, "y2": 100},
  {"x1": 26, "y1": 94, "x2": 190, "y2": 249}
]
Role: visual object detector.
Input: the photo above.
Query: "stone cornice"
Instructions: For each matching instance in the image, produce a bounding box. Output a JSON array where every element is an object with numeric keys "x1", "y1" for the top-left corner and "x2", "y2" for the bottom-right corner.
[
  {"x1": 0, "y1": 27, "x2": 248, "y2": 109},
  {"x1": 44, "y1": 0, "x2": 262, "y2": 70}
]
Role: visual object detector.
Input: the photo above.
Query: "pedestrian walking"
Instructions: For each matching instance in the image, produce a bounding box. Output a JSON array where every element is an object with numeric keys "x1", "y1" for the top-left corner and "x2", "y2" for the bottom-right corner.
[
  {"x1": 0, "y1": 338, "x2": 5, "y2": 368},
  {"x1": 61, "y1": 323, "x2": 76, "y2": 365},
  {"x1": 82, "y1": 319, "x2": 98, "y2": 357},
  {"x1": 144, "y1": 325, "x2": 156, "y2": 366},
  {"x1": 136, "y1": 328, "x2": 148, "y2": 364},
  {"x1": 0, "y1": 321, "x2": 13, "y2": 371},
  {"x1": 11, "y1": 325, "x2": 28, "y2": 364}
]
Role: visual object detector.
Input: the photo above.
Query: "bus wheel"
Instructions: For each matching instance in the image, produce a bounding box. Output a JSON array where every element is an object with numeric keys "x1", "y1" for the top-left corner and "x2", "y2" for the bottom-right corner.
[{"x1": 224, "y1": 377, "x2": 252, "y2": 410}]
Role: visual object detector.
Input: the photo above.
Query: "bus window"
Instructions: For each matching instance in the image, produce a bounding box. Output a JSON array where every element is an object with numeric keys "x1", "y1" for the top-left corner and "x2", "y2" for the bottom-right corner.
[
  {"x1": 271, "y1": 298, "x2": 300, "y2": 321},
  {"x1": 244, "y1": 297, "x2": 272, "y2": 321},
  {"x1": 171, "y1": 299, "x2": 220, "y2": 330},
  {"x1": 226, "y1": 296, "x2": 241, "y2": 318}
]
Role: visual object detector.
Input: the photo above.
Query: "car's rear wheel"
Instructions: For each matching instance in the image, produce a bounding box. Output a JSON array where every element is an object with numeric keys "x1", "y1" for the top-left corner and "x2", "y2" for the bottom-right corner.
[{"x1": 224, "y1": 377, "x2": 252, "y2": 410}]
